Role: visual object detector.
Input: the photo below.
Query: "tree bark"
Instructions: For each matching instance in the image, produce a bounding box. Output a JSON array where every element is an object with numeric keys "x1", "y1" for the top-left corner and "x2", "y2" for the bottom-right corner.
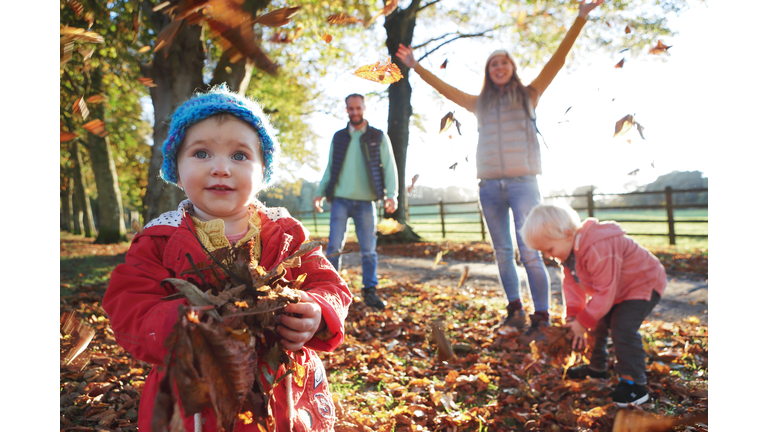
[
  {"x1": 70, "y1": 140, "x2": 96, "y2": 238},
  {"x1": 61, "y1": 173, "x2": 75, "y2": 232},
  {"x1": 381, "y1": 2, "x2": 423, "y2": 243},
  {"x1": 141, "y1": 5, "x2": 206, "y2": 222}
]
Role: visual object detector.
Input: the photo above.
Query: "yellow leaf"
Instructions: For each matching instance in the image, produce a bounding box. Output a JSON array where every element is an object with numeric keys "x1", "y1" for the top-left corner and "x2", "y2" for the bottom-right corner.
[{"x1": 613, "y1": 114, "x2": 634, "y2": 138}]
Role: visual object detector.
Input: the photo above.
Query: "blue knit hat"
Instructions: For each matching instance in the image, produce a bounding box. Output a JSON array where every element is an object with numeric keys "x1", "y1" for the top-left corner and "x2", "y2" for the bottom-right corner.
[{"x1": 160, "y1": 84, "x2": 280, "y2": 186}]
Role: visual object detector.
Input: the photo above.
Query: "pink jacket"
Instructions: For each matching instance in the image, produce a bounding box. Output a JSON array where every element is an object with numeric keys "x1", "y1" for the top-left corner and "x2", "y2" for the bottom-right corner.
[{"x1": 563, "y1": 218, "x2": 666, "y2": 330}]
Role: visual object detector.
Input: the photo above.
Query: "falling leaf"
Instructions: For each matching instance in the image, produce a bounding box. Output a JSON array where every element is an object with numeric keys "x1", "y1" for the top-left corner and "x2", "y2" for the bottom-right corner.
[
  {"x1": 254, "y1": 6, "x2": 302, "y2": 28},
  {"x1": 619, "y1": 48, "x2": 629, "y2": 53},
  {"x1": 439, "y1": 112, "x2": 455, "y2": 134},
  {"x1": 626, "y1": 139, "x2": 631, "y2": 144},
  {"x1": 83, "y1": 119, "x2": 108, "y2": 138},
  {"x1": 516, "y1": 9, "x2": 527, "y2": 26},
  {"x1": 649, "y1": 40, "x2": 672, "y2": 55},
  {"x1": 628, "y1": 168, "x2": 639, "y2": 176},
  {"x1": 60, "y1": 312, "x2": 95, "y2": 369},
  {"x1": 367, "y1": 0, "x2": 399, "y2": 26},
  {"x1": 624, "y1": 25, "x2": 631, "y2": 34},
  {"x1": 326, "y1": 13, "x2": 363, "y2": 25},
  {"x1": 72, "y1": 96, "x2": 89, "y2": 121},
  {"x1": 377, "y1": 218, "x2": 405, "y2": 235},
  {"x1": 651, "y1": 160, "x2": 655, "y2": 168},
  {"x1": 78, "y1": 47, "x2": 94, "y2": 61},
  {"x1": 137, "y1": 45, "x2": 151, "y2": 53},
  {"x1": 68, "y1": 0, "x2": 84, "y2": 16},
  {"x1": 407, "y1": 174, "x2": 419, "y2": 194},
  {"x1": 225, "y1": 66, "x2": 233, "y2": 74},
  {"x1": 635, "y1": 122, "x2": 646, "y2": 139},
  {"x1": 612, "y1": 409, "x2": 707, "y2": 432},
  {"x1": 61, "y1": 131, "x2": 77, "y2": 143},
  {"x1": 615, "y1": 58, "x2": 625, "y2": 68},
  {"x1": 613, "y1": 114, "x2": 634, "y2": 138},
  {"x1": 60, "y1": 26, "x2": 105, "y2": 44},
  {"x1": 353, "y1": 59, "x2": 403, "y2": 84},
  {"x1": 86, "y1": 94, "x2": 106, "y2": 103},
  {"x1": 61, "y1": 41, "x2": 74, "y2": 67},
  {"x1": 152, "y1": 1, "x2": 171, "y2": 12},
  {"x1": 432, "y1": 251, "x2": 443, "y2": 269},
  {"x1": 431, "y1": 320, "x2": 457, "y2": 363},
  {"x1": 448, "y1": 162, "x2": 458, "y2": 170},
  {"x1": 440, "y1": 59, "x2": 448, "y2": 69},
  {"x1": 321, "y1": 33, "x2": 332, "y2": 43},
  {"x1": 138, "y1": 77, "x2": 157, "y2": 87},
  {"x1": 564, "y1": 106, "x2": 572, "y2": 115},
  {"x1": 457, "y1": 266, "x2": 469, "y2": 289}
]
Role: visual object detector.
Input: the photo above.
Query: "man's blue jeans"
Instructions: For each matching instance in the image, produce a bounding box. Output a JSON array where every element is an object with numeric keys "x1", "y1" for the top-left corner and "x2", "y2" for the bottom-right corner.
[
  {"x1": 478, "y1": 177, "x2": 550, "y2": 313},
  {"x1": 325, "y1": 197, "x2": 378, "y2": 289}
]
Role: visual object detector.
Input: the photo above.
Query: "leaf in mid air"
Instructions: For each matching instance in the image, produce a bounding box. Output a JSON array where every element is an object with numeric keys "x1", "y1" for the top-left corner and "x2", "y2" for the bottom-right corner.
[
  {"x1": 377, "y1": 218, "x2": 405, "y2": 235},
  {"x1": 68, "y1": 0, "x2": 84, "y2": 16},
  {"x1": 353, "y1": 59, "x2": 403, "y2": 84},
  {"x1": 83, "y1": 119, "x2": 108, "y2": 137},
  {"x1": 137, "y1": 46, "x2": 151, "y2": 53},
  {"x1": 60, "y1": 26, "x2": 105, "y2": 44},
  {"x1": 72, "y1": 96, "x2": 89, "y2": 121},
  {"x1": 628, "y1": 168, "x2": 639, "y2": 176},
  {"x1": 624, "y1": 25, "x2": 631, "y2": 34},
  {"x1": 138, "y1": 77, "x2": 157, "y2": 87},
  {"x1": 367, "y1": 0, "x2": 399, "y2": 26},
  {"x1": 326, "y1": 13, "x2": 362, "y2": 25},
  {"x1": 254, "y1": 6, "x2": 301, "y2": 28},
  {"x1": 615, "y1": 58, "x2": 625, "y2": 69},
  {"x1": 635, "y1": 122, "x2": 646, "y2": 139},
  {"x1": 457, "y1": 266, "x2": 469, "y2": 289},
  {"x1": 407, "y1": 174, "x2": 419, "y2": 194},
  {"x1": 448, "y1": 162, "x2": 458, "y2": 171},
  {"x1": 430, "y1": 320, "x2": 457, "y2": 363},
  {"x1": 613, "y1": 114, "x2": 634, "y2": 138},
  {"x1": 649, "y1": 40, "x2": 672, "y2": 55},
  {"x1": 432, "y1": 250, "x2": 443, "y2": 269},
  {"x1": 61, "y1": 131, "x2": 77, "y2": 143},
  {"x1": 440, "y1": 59, "x2": 448, "y2": 69},
  {"x1": 321, "y1": 33, "x2": 332, "y2": 43}
]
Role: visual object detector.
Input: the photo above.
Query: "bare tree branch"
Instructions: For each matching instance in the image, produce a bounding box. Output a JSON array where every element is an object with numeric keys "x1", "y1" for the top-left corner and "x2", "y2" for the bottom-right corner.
[
  {"x1": 412, "y1": 31, "x2": 456, "y2": 50},
  {"x1": 417, "y1": 0, "x2": 444, "y2": 12},
  {"x1": 416, "y1": 24, "x2": 513, "y2": 61}
]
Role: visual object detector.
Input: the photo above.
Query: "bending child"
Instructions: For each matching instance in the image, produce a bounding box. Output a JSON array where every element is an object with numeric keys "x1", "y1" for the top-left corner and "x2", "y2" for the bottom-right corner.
[
  {"x1": 520, "y1": 203, "x2": 666, "y2": 406},
  {"x1": 103, "y1": 86, "x2": 352, "y2": 431}
]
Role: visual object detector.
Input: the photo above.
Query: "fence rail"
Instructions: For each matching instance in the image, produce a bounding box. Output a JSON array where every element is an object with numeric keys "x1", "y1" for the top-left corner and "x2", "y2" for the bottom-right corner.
[{"x1": 292, "y1": 186, "x2": 707, "y2": 245}]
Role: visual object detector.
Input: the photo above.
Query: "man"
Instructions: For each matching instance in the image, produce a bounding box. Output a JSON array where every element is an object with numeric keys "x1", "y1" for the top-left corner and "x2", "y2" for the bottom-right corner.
[{"x1": 314, "y1": 94, "x2": 398, "y2": 309}]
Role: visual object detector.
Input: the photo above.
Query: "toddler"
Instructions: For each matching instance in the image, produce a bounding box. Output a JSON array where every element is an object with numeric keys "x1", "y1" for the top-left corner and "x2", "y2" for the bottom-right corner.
[
  {"x1": 103, "y1": 86, "x2": 351, "y2": 431},
  {"x1": 520, "y1": 203, "x2": 666, "y2": 406}
]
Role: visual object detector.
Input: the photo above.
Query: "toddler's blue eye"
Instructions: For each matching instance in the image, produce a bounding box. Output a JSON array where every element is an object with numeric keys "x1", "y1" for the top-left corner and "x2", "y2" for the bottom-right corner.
[
  {"x1": 194, "y1": 150, "x2": 207, "y2": 158},
  {"x1": 233, "y1": 152, "x2": 247, "y2": 161}
]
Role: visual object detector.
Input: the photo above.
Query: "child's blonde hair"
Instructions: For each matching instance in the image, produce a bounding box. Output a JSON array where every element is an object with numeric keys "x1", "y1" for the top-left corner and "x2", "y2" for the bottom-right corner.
[{"x1": 521, "y1": 203, "x2": 582, "y2": 247}]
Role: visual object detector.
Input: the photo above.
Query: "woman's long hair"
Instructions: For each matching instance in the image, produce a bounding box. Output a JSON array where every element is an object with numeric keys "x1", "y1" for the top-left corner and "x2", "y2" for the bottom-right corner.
[{"x1": 476, "y1": 52, "x2": 533, "y2": 125}]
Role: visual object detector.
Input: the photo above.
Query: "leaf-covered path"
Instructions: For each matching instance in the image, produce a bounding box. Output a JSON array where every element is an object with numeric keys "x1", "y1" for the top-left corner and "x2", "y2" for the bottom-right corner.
[{"x1": 60, "y1": 234, "x2": 708, "y2": 431}]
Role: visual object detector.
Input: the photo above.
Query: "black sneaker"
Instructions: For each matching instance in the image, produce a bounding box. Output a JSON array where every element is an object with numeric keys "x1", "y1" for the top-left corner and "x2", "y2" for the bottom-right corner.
[
  {"x1": 501, "y1": 306, "x2": 526, "y2": 330},
  {"x1": 608, "y1": 378, "x2": 649, "y2": 406},
  {"x1": 362, "y1": 287, "x2": 386, "y2": 309},
  {"x1": 518, "y1": 315, "x2": 551, "y2": 345},
  {"x1": 565, "y1": 364, "x2": 608, "y2": 380}
]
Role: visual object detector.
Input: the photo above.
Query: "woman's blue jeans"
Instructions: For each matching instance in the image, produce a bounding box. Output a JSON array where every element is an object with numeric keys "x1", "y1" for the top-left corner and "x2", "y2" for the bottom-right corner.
[
  {"x1": 325, "y1": 197, "x2": 378, "y2": 289},
  {"x1": 478, "y1": 177, "x2": 550, "y2": 313}
]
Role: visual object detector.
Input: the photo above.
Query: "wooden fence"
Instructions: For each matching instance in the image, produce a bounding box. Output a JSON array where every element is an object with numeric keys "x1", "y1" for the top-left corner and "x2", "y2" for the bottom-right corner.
[{"x1": 293, "y1": 186, "x2": 708, "y2": 245}]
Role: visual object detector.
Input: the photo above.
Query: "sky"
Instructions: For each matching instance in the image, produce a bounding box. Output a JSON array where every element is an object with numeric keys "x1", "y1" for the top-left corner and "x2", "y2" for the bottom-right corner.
[{"x1": 295, "y1": 0, "x2": 722, "y2": 195}]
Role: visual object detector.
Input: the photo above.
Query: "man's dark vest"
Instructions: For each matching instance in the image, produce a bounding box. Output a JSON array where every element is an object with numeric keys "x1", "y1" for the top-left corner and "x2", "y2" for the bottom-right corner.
[{"x1": 325, "y1": 123, "x2": 386, "y2": 202}]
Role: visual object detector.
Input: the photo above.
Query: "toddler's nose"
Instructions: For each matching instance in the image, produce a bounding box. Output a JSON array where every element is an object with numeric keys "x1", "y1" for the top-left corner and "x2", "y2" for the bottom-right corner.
[{"x1": 211, "y1": 160, "x2": 231, "y2": 177}]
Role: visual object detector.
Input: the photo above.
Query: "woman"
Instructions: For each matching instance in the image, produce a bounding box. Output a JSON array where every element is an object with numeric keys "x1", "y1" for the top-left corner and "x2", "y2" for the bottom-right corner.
[{"x1": 396, "y1": 0, "x2": 604, "y2": 341}]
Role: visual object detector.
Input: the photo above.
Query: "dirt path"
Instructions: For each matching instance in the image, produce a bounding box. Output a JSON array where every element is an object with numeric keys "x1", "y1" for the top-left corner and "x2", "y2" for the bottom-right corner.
[{"x1": 338, "y1": 252, "x2": 708, "y2": 325}]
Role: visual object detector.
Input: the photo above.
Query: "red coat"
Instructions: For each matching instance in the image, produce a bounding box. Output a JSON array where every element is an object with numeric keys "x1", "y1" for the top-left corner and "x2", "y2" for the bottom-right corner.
[
  {"x1": 563, "y1": 218, "x2": 667, "y2": 330},
  {"x1": 103, "y1": 202, "x2": 351, "y2": 432}
]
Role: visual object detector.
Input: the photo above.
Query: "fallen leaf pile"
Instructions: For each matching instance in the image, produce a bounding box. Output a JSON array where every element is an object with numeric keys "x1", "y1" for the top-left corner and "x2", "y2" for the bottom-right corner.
[{"x1": 60, "y1": 236, "x2": 707, "y2": 431}]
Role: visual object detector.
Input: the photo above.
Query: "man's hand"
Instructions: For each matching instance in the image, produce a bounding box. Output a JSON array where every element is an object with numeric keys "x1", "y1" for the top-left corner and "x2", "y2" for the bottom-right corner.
[
  {"x1": 384, "y1": 198, "x2": 397, "y2": 214},
  {"x1": 313, "y1": 196, "x2": 325, "y2": 213},
  {"x1": 564, "y1": 318, "x2": 588, "y2": 351},
  {"x1": 276, "y1": 291, "x2": 324, "y2": 351}
]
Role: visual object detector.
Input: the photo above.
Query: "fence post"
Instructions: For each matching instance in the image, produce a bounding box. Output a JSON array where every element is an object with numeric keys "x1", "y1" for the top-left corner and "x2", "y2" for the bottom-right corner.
[
  {"x1": 587, "y1": 187, "x2": 595, "y2": 218},
  {"x1": 665, "y1": 186, "x2": 676, "y2": 245},
  {"x1": 438, "y1": 199, "x2": 446, "y2": 239},
  {"x1": 477, "y1": 201, "x2": 486, "y2": 241}
]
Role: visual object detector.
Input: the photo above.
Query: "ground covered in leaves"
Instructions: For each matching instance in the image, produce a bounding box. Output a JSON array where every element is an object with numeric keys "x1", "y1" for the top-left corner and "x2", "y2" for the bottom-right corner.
[{"x1": 60, "y1": 234, "x2": 708, "y2": 431}]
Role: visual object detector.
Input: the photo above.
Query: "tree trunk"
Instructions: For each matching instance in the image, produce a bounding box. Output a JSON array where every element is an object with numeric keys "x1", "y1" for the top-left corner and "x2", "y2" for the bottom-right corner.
[
  {"x1": 381, "y1": 3, "x2": 423, "y2": 243},
  {"x1": 61, "y1": 174, "x2": 74, "y2": 232},
  {"x1": 141, "y1": 8, "x2": 206, "y2": 222},
  {"x1": 70, "y1": 140, "x2": 96, "y2": 238},
  {"x1": 210, "y1": 52, "x2": 255, "y2": 95},
  {"x1": 84, "y1": 66, "x2": 127, "y2": 243}
]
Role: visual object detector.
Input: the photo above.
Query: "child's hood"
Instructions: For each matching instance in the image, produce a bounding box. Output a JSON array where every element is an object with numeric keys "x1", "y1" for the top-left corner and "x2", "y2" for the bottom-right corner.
[{"x1": 573, "y1": 218, "x2": 626, "y2": 253}]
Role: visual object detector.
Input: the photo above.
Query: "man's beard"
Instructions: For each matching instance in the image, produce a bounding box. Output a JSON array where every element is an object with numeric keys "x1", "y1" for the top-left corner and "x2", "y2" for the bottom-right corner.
[{"x1": 349, "y1": 115, "x2": 364, "y2": 126}]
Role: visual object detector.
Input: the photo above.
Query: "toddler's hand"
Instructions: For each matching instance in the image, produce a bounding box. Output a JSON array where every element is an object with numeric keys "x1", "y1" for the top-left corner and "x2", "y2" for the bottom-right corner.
[
  {"x1": 276, "y1": 291, "x2": 324, "y2": 351},
  {"x1": 564, "y1": 319, "x2": 588, "y2": 351}
]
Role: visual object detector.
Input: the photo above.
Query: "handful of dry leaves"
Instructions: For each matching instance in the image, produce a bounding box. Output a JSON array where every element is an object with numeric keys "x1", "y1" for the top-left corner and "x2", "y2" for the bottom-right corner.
[{"x1": 153, "y1": 238, "x2": 325, "y2": 432}]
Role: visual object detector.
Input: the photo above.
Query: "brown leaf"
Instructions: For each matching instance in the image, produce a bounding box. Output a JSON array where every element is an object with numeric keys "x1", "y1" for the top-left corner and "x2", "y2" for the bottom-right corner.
[
  {"x1": 457, "y1": 266, "x2": 469, "y2": 289},
  {"x1": 367, "y1": 0, "x2": 399, "y2": 26},
  {"x1": 432, "y1": 250, "x2": 443, "y2": 269},
  {"x1": 448, "y1": 162, "x2": 458, "y2": 170},
  {"x1": 60, "y1": 312, "x2": 96, "y2": 369},
  {"x1": 628, "y1": 168, "x2": 639, "y2": 176},
  {"x1": 61, "y1": 131, "x2": 77, "y2": 143},
  {"x1": 615, "y1": 58, "x2": 625, "y2": 68},
  {"x1": 440, "y1": 59, "x2": 448, "y2": 69},
  {"x1": 83, "y1": 119, "x2": 108, "y2": 138},
  {"x1": 430, "y1": 320, "x2": 457, "y2": 363},
  {"x1": 78, "y1": 47, "x2": 94, "y2": 61},
  {"x1": 649, "y1": 40, "x2": 672, "y2": 55},
  {"x1": 612, "y1": 409, "x2": 686, "y2": 432},
  {"x1": 86, "y1": 94, "x2": 107, "y2": 104},
  {"x1": 60, "y1": 26, "x2": 105, "y2": 44},
  {"x1": 254, "y1": 6, "x2": 301, "y2": 28},
  {"x1": 137, "y1": 46, "x2": 151, "y2": 54},
  {"x1": 172, "y1": 326, "x2": 212, "y2": 416},
  {"x1": 439, "y1": 112, "x2": 454, "y2": 134},
  {"x1": 353, "y1": 59, "x2": 403, "y2": 84},
  {"x1": 73, "y1": 96, "x2": 89, "y2": 121},
  {"x1": 68, "y1": 0, "x2": 84, "y2": 16},
  {"x1": 407, "y1": 174, "x2": 419, "y2": 194},
  {"x1": 138, "y1": 77, "x2": 158, "y2": 87},
  {"x1": 624, "y1": 25, "x2": 631, "y2": 34},
  {"x1": 613, "y1": 114, "x2": 634, "y2": 138},
  {"x1": 61, "y1": 40, "x2": 74, "y2": 67},
  {"x1": 321, "y1": 33, "x2": 333, "y2": 44},
  {"x1": 326, "y1": 13, "x2": 363, "y2": 26}
]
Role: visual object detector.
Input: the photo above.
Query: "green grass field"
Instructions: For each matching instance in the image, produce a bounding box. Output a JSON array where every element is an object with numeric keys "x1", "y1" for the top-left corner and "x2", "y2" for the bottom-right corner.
[{"x1": 296, "y1": 205, "x2": 708, "y2": 249}]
